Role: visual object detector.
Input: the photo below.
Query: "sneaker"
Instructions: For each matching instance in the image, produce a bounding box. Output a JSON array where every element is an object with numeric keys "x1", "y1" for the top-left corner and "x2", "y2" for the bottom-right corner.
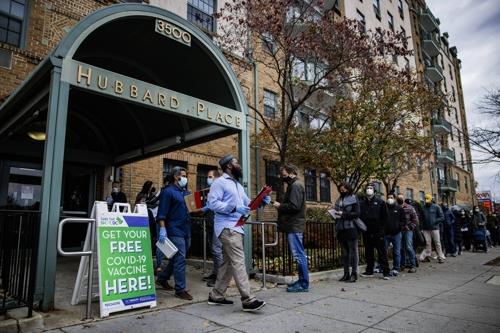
[
  {"x1": 373, "y1": 268, "x2": 381, "y2": 273},
  {"x1": 390, "y1": 270, "x2": 399, "y2": 277},
  {"x1": 208, "y1": 296, "x2": 234, "y2": 305},
  {"x1": 175, "y1": 291, "x2": 193, "y2": 301},
  {"x1": 206, "y1": 280, "x2": 215, "y2": 288},
  {"x1": 287, "y1": 280, "x2": 299, "y2": 287},
  {"x1": 360, "y1": 271, "x2": 374, "y2": 277},
  {"x1": 202, "y1": 273, "x2": 217, "y2": 282},
  {"x1": 286, "y1": 284, "x2": 309, "y2": 292},
  {"x1": 381, "y1": 275, "x2": 390, "y2": 280},
  {"x1": 408, "y1": 268, "x2": 417, "y2": 273},
  {"x1": 438, "y1": 258, "x2": 444, "y2": 264},
  {"x1": 156, "y1": 280, "x2": 174, "y2": 291},
  {"x1": 242, "y1": 299, "x2": 266, "y2": 312}
]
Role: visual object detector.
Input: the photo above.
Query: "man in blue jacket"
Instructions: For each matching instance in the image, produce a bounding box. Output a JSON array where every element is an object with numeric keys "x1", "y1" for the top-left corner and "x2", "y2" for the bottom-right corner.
[
  {"x1": 156, "y1": 166, "x2": 194, "y2": 300},
  {"x1": 419, "y1": 194, "x2": 446, "y2": 263}
]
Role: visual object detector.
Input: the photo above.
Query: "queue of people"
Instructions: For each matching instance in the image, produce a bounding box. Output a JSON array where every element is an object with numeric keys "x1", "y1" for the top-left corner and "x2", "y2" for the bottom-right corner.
[{"x1": 104, "y1": 157, "x2": 497, "y2": 313}]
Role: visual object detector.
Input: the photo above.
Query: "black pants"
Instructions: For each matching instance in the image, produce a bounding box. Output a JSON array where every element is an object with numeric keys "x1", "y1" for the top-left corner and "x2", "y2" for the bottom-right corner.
[
  {"x1": 363, "y1": 232, "x2": 389, "y2": 275},
  {"x1": 340, "y1": 238, "x2": 359, "y2": 274}
]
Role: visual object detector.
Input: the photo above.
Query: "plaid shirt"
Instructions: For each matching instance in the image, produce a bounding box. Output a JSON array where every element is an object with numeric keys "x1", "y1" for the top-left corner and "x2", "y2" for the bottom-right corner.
[{"x1": 401, "y1": 203, "x2": 418, "y2": 231}]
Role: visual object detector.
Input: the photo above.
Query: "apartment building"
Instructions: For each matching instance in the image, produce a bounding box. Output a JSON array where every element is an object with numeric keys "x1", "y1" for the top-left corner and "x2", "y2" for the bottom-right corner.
[{"x1": 409, "y1": 0, "x2": 476, "y2": 207}]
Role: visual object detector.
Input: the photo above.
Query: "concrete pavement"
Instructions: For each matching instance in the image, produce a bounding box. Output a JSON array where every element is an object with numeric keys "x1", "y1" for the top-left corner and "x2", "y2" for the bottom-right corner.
[{"x1": 44, "y1": 248, "x2": 500, "y2": 333}]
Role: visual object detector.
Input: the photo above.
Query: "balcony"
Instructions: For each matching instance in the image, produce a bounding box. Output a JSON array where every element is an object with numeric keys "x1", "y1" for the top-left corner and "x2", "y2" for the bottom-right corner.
[
  {"x1": 420, "y1": 7, "x2": 440, "y2": 32},
  {"x1": 425, "y1": 62, "x2": 444, "y2": 83},
  {"x1": 422, "y1": 32, "x2": 440, "y2": 57},
  {"x1": 437, "y1": 148, "x2": 455, "y2": 164},
  {"x1": 438, "y1": 179, "x2": 458, "y2": 192},
  {"x1": 432, "y1": 117, "x2": 452, "y2": 135}
]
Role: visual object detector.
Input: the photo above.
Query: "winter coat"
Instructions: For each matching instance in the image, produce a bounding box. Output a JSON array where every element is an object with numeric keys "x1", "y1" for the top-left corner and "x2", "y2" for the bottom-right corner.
[
  {"x1": 359, "y1": 196, "x2": 387, "y2": 235},
  {"x1": 334, "y1": 194, "x2": 360, "y2": 241},
  {"x1": 385, "y1": 204, "x2": 407, "y2": 235},
  {"x1": 277, "y1": 178, "x2": 306, "y2": 233},
  {"x1": 421, "y1": 203, "x2": 444, "y2": 231}
]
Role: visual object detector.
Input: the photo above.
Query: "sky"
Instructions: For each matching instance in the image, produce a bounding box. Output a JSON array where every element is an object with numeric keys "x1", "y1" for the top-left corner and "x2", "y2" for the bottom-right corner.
[{"x1": 426, "y1": 0, "x2": 500, "y2": 201}]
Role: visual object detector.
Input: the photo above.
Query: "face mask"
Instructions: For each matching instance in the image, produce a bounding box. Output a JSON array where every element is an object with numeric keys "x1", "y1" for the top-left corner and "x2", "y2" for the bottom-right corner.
[
  {"x1": 112, "y1": 187, "x2": 119, "y2": 193},
  {"x1": 178, "y1": 176, "x2": 188, "y2": 188},
  {"x1": 475, "y1": 209, "x2": 479, "y2": 212},
  {"x1": 387, "y1": 198, "x2": 395, "y2": 205},
  {"x1": 366, "y1": 188, "x2": 374, "y2": 196},
  {"x1": 207, "y1": 178, "x2": 214, "y2": 187}
]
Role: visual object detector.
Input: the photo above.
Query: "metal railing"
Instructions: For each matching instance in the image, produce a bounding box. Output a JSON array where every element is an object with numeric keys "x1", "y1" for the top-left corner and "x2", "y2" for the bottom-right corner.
[
  {"x1": 0, "y1": 210, "x2": 40, "y2": 317},
  {"x1": 252, "y1": 221, "x2": 366, "y2": 276},
  {"x1": 57, "y1": 218, "x2": 95, "y2": 320},
  {"x1": 246, "y1": 221, "x2": 278, "y2": 289}
]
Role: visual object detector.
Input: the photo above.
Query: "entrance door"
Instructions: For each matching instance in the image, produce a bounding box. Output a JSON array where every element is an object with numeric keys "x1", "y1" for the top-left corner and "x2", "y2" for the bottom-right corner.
[
  {"x1": 0, "y1": 162, "x2": 42, "y2": 210},
  {"x1": 59, "y1": 164, "x2": 96, "y2": 249}
]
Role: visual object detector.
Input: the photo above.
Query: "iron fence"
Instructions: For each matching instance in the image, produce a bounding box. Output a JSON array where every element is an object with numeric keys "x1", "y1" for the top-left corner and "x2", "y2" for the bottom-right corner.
[
  {"x1": 252, "y1": 221, "x2": 366, "y2": 276},
  {"x1": 0, "y1": 210, "x2": 40, "y2": 317}
]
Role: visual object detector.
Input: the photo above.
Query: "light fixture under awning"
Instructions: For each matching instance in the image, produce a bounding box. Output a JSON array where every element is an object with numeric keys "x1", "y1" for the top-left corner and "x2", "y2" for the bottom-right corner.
[{"x1": 27, "y1": 131, "x2": 46, "y2": 141}]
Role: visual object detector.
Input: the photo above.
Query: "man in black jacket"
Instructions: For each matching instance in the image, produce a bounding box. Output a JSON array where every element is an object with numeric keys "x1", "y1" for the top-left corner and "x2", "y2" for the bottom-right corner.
[
  {"x1": 272, "y1": 163, "x2": 308, "y2": 292},
  {"x1": 384, "y1": 193, "x2": 407, "y2": 276},
  {"x1": 359, "y1": 183, "x2": 390, "y2": 279}
]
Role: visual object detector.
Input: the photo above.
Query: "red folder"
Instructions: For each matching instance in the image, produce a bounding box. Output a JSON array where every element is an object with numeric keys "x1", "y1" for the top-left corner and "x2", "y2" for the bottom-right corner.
[{"x1": 235, "y1": 185, "x2": 272, "y2": 226}]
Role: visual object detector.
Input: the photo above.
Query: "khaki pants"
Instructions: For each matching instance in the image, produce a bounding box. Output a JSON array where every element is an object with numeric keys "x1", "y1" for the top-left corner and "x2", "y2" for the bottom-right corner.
[
  {"x1": 420, "y1": 230, "x2": 446, "y2": 260},
  {"x1": 209, "y1": 229, "x2": 255, "y2": 305}
]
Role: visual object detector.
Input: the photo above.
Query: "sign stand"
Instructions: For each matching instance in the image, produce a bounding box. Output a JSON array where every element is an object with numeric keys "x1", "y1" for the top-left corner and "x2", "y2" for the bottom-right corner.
[{"x1": 71, "y1": 201, "x2": 156, "y2": 317}]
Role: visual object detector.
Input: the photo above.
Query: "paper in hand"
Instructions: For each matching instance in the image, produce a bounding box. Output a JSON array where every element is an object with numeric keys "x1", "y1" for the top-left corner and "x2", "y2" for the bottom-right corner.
[{"x1": 328, "y1": 209, "x2": 341, "y2": 219}]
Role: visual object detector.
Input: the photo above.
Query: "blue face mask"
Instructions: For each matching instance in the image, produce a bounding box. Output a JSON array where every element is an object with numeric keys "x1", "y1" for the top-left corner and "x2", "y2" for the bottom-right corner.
[
  {"x1": 207, "y1": 178, "x2": 214, "y2": 187},
  {"x1": 178, "y1": 176, "x2": 188, "y2": 188}
]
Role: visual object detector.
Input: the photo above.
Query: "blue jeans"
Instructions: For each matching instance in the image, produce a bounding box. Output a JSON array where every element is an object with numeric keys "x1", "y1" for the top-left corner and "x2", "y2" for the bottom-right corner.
[
  {"x1": 156, "y1": 225, "x2": 164, "y2": 269},
  {"x1": 444, "y1": 224, "x2": 456, "y2": 254},
  {"x1": 401, "y1": 230, "x2": 416, "y2": 268},
  {"x1": 385, "y1": 232, "x2": 402, "y2": 272},
  {"x1": 287, "y1": 233, "x2": 309, "y2": 289},
  {"x1": 157, "y1": 235, "x2": 191, "y2": 293}
]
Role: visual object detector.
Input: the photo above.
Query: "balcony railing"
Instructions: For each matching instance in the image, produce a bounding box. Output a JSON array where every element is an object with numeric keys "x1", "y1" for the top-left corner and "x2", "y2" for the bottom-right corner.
[
  {"x1": 420, "y1": 7, "x2": 440, "y2": 32},
  {"x1": 436, "y1": 147, "x2": 455, "y2": 164},
  {"x1": 424, "y1": 60, "x2": 444, "y2": 83},
  {"x1": 432, "y1": 117, "x2": 452, "y2": 135},
  {"x1": 422, "y1": 31, "x2": 440, "y2": 57},
  {"x1": 438, "y1": 179, "x2": 458, "y2": 192}
]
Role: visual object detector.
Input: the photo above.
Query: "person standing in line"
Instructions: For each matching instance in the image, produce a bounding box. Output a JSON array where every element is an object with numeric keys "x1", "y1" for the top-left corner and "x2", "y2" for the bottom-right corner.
[
  {"x1": 419, "y1": 194, "x2": 446, "y2": 263},
  {"x1": 359, "y1": 183, "x2": 390, "y2": 280},
  {"x1": 156, "y1": 167, "x2": 194, "y2": 300},
  {"x1": 441, "y1": 203, "x2": 456, "y2": 256},
  {"x1": 397, "y1": 195, "x2": 418, "y2": 273},
  {"x1": 335, "y1": 182, "x2": 360, "y2": 283},
  {"x1": 272, "y1": 163, "x2": 309, "y2": 292},
  {"x1": 207, "y1": 155, "x2": 268, "y2": 311},
  {"x1": 453, "y1": 209, "x2": 465, "y2": 255},
  {"x1": 201, "y1": 169, "x2": 223, "y2": 287},
  {"x1": 106, "y1": 181, "x2": 127, "y2": 210},
  {"x1": 384, "y1": 193, "x2": 407, "y2": 277}
]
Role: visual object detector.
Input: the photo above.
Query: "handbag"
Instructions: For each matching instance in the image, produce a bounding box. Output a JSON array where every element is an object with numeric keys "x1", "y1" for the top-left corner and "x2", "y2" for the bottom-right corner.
[
  {"x1": 414, "y1": 226, "x2": 426, "y2": 246},
  {"x1": 354, "y1": 218, "x2": 367, "y2": 232}
]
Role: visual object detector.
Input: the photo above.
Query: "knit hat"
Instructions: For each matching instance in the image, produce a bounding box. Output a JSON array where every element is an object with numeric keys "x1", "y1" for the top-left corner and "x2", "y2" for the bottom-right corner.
[{"x1": 219, "y1": 154, "x2": 235, "y2": 169}]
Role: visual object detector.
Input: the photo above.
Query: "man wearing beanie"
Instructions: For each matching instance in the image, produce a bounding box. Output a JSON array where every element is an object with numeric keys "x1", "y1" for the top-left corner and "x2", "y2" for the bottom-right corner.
[
  {"x1": 206, "y1": 154, "x2": 267, "y2": 311},
  {"x1": 359, "y1": 183, "x2": 390, "y2": 279}
]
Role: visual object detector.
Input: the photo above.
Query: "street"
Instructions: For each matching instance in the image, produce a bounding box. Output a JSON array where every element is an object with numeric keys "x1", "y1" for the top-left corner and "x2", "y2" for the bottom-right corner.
[{"x1": 45, "y1": 248, "x2": 500, "y2": 333}]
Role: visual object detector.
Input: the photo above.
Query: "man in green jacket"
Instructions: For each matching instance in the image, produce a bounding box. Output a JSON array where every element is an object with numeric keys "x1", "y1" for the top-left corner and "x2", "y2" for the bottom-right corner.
[
  {"x1": 272, "y1": 163, "x2": 308, "y2": 292},
  {"x1": 419, "y1": 193, "x2": 446, "y2": 263}
]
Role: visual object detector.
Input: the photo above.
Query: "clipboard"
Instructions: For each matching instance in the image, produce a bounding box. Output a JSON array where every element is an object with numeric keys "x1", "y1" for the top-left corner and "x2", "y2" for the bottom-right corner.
[{"x1": 235, "y1": 185, "x2": 272, "y2": 227}]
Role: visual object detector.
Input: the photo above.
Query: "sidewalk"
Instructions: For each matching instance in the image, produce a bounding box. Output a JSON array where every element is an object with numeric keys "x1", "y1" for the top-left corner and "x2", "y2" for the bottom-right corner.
[{"x1": 44, "y1": 248, "x2": 500, "y2": 333}]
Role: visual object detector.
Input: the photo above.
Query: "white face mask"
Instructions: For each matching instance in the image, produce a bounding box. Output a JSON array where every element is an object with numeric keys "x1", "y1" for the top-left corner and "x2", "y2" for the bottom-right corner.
[
  {"x1": 366, "y1": 188, "x2": 374, "y2": 196},
  {"x1": 112, "y1": 187, "x2": 119, "y2": 193},
  {"x1": 475, "y1": 209, "x2": 480, "y2": 212},
  {"x1": 178, "y1": 176, "x2": 188, "y2": 188},
  {"x1": 387, "y1": 198, "x2": 395, "y2": 205}
]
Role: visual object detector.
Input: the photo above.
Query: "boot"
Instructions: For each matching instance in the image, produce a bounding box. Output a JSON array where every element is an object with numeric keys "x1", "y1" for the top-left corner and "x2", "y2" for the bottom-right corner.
[
  {"x1": 339, "y1": 272, "x2": 350, "y2": 281},
  {"x1": 347, "y1": 272, "x2": 357, "y2": 283}
]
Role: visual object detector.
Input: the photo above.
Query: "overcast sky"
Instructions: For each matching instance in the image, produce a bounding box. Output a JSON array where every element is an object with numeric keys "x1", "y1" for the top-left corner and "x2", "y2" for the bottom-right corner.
[{"x1": 426, "y1": 0, "x2": 500, "y2": 201}]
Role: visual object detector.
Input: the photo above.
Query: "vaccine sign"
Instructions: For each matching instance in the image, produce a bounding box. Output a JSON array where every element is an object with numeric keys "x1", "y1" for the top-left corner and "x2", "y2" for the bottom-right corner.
[{"x1": 96, "y1": 203, "x2": 156, "y2": 317}]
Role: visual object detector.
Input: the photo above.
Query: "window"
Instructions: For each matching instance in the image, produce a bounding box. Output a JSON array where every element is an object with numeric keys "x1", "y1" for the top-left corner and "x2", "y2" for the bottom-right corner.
[
  {"x1": 304, "y1": 169, "x2": 317, "y2": 201},
  {"x1": 455, "y1": 172, "x2": 460, "y2": 190},
  {"x1": 373, "y1": 0, "x2": 381, "y2": 20},
  {"x1": 398, "y1": 0, "x2": 404, "y2": 19},
  {"x1": 405, "y1": 57, "x2": 410, "y2": 71},
  {"x1": 451, "y1": 86, "x2": 456, "y2": 102},
  {"x1": 449, "y1": 65, "x2": 454, "y2": 81},
  {"x1": 419, "y1": 191, "x2": 425, "y2": 203},
  {"x1": 401, "y1": 27, "x2": 406, "y2": 38},
  {"x1": 443, "y1": 77, "x2": 448, "y2": 92},
  {"x1": 261, "y1": 32, "x2": 276, "y2": 54},
  {"x1": 333, "y1": 0, "x2": 341, "y2": 14},
  {"x1": 319, "y1": 172, "x2": 331, "y2": 202},
  {"x1": 458, "y1": 133, "x2": 462, "y2": 147},
  {"x1": 263, "y1": 90, "x2": 277, "y2": 118},
  {"x1": 450, "y1": 127, "x2": 454, "y2": 141},
  {"x1": 452, "y1": 148, "x2": 456, "y2": 162},
  {"x1": 187, "y1": 0, "x2": 216, "y2": 33},
  {"x1": 461, "y1": 153, "x2": 464, "y2": 168},
  {"x1": 373, "y1": 181, "x2": 382, "y2": 195},
  {"x1": 356, "y1": 10, "x2": 366, "y2": 33},
  {"x1": 388, "y1": 12, "x2": 394, "y2": 32},
  {"x1": 406, "y1": 188, "x2": 414, "y2": 200},
  {"x1": 196, "y1": 164, "x2": 217, "y2": 191},
  {"x1": 0, "y1": 0, "x2": 26, "y2": 48},
  {"x1": 265, "y1": 160, "x2": 281, "y2": 193},
  {"x1": 464, "y1": 177, "x2": 468, "y2": 191},
  {"x1": 163, "y1": 159, "x2": 188, "y2": 182},
  {"x1": 298, "y1": 111, "x2": 310, "y2": 129},
  {"x1": 0, "y1": 48, "x2": 12, "y2": 69}
]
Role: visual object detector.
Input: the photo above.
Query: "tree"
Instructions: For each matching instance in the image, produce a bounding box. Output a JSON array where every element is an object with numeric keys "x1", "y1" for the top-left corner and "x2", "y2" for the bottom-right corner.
[
  {"x1": 216, "y1": 0, "x2": 409, "y2": 179},
  {"x1": 467, "y1": 89, "x2": 500, "y2": 164},
  {"x1": 290, "y1": 62, "x2": 439, "y2": 193}
]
